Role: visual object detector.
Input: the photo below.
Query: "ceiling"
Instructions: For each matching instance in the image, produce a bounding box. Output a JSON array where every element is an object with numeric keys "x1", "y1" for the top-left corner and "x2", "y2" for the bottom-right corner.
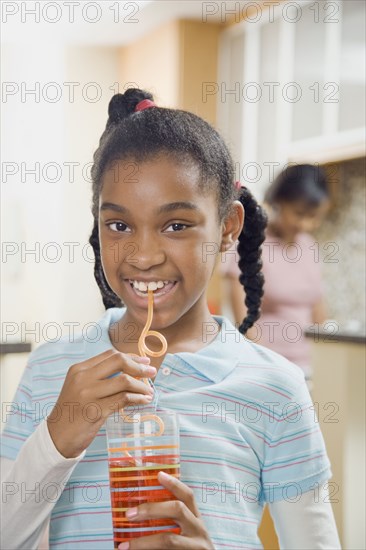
[{"x1": 2, "y1": 1, "x2": 249, "y2": 46}]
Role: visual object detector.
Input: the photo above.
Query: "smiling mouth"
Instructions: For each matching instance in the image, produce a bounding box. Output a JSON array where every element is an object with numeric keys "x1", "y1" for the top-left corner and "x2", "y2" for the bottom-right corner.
[{"x1": 127, "y1": 280, "x2": 177, "y2": 298}]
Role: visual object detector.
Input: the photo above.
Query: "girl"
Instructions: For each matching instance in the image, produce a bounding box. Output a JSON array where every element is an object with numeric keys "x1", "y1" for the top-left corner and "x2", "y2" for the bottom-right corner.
[
  {"x1": 220, "y1": 165, "x2": 330, "y2": 389},
  {"x1": 1, "y1": 89, "x2": 340, "y2": 549}
]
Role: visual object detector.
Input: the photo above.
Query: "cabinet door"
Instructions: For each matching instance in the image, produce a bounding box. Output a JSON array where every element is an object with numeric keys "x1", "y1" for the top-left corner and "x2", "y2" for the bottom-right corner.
[
  {"x1": 291, "y1": 6, "x2": 326, "y2": 141},
  {"x1": 339, "y1": 0, "x2": 366, "y2": 132},
  {"x1": 256, "y1": 18, "x2": 281, "y2": 187}
]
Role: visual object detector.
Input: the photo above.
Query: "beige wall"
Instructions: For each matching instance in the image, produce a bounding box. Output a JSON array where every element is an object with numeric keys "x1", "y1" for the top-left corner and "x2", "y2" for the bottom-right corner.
[
  {"x1": 178, "y1": 20, "x2": 220, "y2": 125},
  {"x1": 1, "y1": 44, "x2": 121, "y2": 415},
  {"x1": 119, "y1": 19, "x2": 220, "y2": 118},
  {"x1": 119, "y1": 20, "x2": 180, "y2": 107}
]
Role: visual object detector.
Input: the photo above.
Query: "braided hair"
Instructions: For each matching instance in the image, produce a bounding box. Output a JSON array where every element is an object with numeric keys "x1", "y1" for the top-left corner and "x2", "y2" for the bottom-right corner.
[{"x1": 88, "y1": 88, "x2": 267, "y2": 334}]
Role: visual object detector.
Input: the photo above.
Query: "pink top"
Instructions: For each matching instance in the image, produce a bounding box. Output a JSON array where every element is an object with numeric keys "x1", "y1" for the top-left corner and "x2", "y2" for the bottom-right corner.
[{"x1": 220, "y1": 232, "x2": 325, "y2": 375}]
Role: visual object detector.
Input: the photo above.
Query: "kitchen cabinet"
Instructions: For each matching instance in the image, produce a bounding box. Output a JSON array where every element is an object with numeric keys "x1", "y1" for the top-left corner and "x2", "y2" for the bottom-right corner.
[{"x1": 218, "y1": 0, "x2": 366, "y2": 199}]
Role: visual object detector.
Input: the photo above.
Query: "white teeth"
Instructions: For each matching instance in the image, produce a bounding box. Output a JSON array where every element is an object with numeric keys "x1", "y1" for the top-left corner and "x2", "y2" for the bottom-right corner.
[{"x1": 130, "y1": 280, "x2": 171, "y2": 293}]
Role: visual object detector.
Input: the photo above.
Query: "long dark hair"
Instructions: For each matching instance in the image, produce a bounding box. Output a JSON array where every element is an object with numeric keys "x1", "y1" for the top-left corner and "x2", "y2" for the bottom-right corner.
[{"x1": 89, "y1": 88, "x2": 267, "y2": 335}]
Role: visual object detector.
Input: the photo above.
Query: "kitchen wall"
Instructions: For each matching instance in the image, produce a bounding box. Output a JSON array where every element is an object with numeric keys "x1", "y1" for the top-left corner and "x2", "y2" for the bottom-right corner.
[
  {"x1": 1, "y1": 44, "x2": 120, "y2": 413},
  {"x1": 119, "y1": 20, "x2": 180, "y2": 107},
  {"x1": 315, "y1": 157, "x2": 366, "y2": 331}
]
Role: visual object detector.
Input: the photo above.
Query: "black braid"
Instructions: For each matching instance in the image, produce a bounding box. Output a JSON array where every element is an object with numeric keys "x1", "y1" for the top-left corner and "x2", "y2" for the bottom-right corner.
[
  {"x1": 88, "y1": 220, "x2": 122, "y2": 310},
  {"x1": 237, "y1": 187, "x2": 268, "y2": 335}
]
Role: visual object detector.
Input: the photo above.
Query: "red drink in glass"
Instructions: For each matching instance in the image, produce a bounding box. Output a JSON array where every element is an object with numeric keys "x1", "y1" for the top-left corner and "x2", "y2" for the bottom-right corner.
[{"x1": 106, "y1": 408, "x2": 180, "y2": 548}]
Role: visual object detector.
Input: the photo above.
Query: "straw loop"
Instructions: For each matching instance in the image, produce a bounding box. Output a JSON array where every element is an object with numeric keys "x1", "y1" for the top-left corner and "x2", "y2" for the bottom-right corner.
[{"x1": 119, "y1": 290, "x2": 168, "y2": 464}]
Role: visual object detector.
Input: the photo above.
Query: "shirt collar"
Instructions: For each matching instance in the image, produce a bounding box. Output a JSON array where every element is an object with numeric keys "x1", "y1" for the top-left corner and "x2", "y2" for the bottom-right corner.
[
  {"x1": 169, "y1": 315, "x2": 247, "y2": 383},
  {"x1": 91, "y1": 307, "x2": 251, "y2": 384}
]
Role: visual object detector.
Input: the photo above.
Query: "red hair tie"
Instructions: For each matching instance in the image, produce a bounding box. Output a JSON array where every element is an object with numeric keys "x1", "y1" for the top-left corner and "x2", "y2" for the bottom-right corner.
[{"x1": 135, "y1": 99, "x2": 157, "y2": 112}]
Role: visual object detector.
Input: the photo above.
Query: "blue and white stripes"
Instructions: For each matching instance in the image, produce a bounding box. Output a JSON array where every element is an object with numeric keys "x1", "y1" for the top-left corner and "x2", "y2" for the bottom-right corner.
[{"x1": 1, "y1": 307, "x2": 332, "y2": 549}]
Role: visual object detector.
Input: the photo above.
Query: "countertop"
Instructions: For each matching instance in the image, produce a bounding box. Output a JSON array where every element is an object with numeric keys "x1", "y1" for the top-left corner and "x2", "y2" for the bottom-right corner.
[
  {"x1": 0, "y1": 342, "x2": 32, "y2": 354},
  {"x1": 304, "y1": 329, "x2": 366, "y2": 344}
]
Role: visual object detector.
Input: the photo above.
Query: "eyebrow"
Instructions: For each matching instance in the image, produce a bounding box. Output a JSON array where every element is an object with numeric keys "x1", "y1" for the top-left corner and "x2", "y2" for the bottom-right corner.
[{"x1": 100, "y1": 201, "x2": 200, "y2": 215}]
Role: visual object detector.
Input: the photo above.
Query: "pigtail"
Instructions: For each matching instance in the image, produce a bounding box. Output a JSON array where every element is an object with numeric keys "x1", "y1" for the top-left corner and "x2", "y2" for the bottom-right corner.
[
  {"x1": 237, "y1": 187, "x2": 268, "y2": 334},
  {"x1": 88, "y1": 220, "x2": 123, "y2": 310}
]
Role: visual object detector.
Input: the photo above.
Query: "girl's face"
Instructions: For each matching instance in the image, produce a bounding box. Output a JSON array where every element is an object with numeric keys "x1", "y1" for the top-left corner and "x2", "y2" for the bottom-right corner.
[
  {"x1": 271, "y1": 200, "x2": 330, "y2": 239},
  {"x1": 98, "y1": 155, "x2": 241, "y2": 332}
]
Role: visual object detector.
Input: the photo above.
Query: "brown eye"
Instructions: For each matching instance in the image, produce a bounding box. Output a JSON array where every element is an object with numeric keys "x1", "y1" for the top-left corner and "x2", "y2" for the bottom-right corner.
[
  {"x1": 108, "y1": 222, "x2": 130, "y2": 233},
  {"x1": 166, "y1": 223, "x2": 188, "y2": 232}
]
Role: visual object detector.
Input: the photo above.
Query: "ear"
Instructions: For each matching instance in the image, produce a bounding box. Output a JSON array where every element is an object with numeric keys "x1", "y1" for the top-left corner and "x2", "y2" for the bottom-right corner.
[{"x1": 220, "y1": 201, "x2": 244, "y2": 252}]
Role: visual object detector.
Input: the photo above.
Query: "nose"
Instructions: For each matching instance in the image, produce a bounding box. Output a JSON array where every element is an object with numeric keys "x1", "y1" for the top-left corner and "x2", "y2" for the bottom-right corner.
[{"x1": 125, "y1": 232, "x2": 166, "y2": 270}]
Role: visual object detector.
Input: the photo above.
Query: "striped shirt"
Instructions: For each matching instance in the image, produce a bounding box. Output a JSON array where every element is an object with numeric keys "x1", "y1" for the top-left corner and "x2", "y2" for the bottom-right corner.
[{"x1": 1, "y1": 308, "x2": 332, "y2": 549}]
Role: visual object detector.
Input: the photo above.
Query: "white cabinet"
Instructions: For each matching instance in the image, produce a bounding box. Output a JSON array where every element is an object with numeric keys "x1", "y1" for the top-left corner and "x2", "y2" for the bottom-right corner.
[
  {"x1": 218, "y1": 0, "x2": 366, "y2": 199},
  {"x1": 339, "y1": 0, "x2": 366, "y2": 132},
  {"x1": 291, "y1": 5, "x2": 326, "y2": 142}
]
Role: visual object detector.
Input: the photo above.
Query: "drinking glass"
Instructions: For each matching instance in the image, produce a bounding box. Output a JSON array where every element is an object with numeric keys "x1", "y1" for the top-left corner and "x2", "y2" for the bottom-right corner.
[{"x1": 106, "y1": 407, "x2": 180, "y2": 548}]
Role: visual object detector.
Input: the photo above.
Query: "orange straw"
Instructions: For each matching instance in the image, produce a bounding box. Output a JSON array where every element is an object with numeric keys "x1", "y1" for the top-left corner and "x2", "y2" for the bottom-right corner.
[
  {"x1": 119, "y1": 290, "x2": 168, "y2": 462},
  {"x1": 136, "y1": 288, "x2": 168, "y2": 377}
]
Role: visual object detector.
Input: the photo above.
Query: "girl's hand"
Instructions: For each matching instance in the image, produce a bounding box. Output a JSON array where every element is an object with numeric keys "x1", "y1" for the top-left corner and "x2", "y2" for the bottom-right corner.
[
  {"x1": 47, "y1": 349, "x2": 156, "y2": 458},
  {"x1": 118, "y1": 472, "x2": 215, "y2": 550}
]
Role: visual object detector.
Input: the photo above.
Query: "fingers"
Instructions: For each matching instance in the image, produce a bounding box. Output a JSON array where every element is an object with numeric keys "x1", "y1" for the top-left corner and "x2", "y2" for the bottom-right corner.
[
  {"x1": 117, "y1": 487, "x2": 211, "y2": 550},
  {"x1": 125, "y1": 498, "x2": 196, "y2": 524},
  {"x1": 95, "y1": 372, "x2": 154, "y2": 400},
  {"x1": 91, "y1": 351, "x2": 156, "y2": 381},
  {"x1": 117, "y1": 532, "x2": 198, "y2": 550},
  {"x1": 122, "y1": 475, "x2": 203, "y2": 540},
  {"x1": 99, "y1": 388, "x2": 153, "y2": 414},
  {"x1": 74, "y1": 349, "x2": 117, "y2": 370},
  {"x1": 71, "y1": 349, "x2": 156, "y2": 381},
  {"x1": 92, "y1": 352, "x2": 157, "y2": 400},
  {"x1": 157, "y1": 472, "x2": 201, "y2": 519},
  {"x1": 65, "y1": 349, "x2": 158, "y2": 416}
]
